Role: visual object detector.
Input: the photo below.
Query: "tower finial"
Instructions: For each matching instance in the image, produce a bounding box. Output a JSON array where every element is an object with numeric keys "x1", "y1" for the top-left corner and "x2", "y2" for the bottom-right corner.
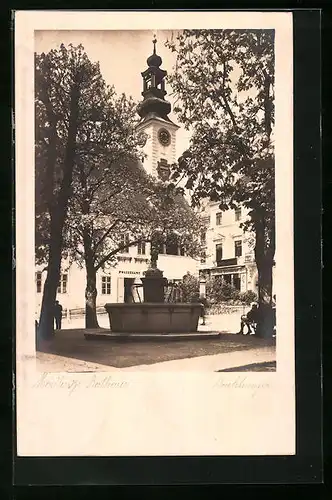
[{"x1": 147, "y1": 34, "x2": 162, "y2": 68}]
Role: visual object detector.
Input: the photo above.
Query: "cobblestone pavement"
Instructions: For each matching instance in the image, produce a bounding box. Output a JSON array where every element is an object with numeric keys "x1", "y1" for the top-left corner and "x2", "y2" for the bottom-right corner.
[
  {"x1": 37, "y1": 344, "x2": 276, "y2": 373},
  {"x1": 37, "y1": 319, "x2": 276, "y2": 372}
]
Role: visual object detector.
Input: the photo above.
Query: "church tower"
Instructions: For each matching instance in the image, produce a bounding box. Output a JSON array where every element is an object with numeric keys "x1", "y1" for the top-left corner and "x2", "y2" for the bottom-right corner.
[{"x1": 136, "y1": 36, "x2": 179, "y2": 180}]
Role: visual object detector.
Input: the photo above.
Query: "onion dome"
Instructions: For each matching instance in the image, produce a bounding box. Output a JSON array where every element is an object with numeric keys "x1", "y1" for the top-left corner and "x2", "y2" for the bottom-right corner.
[
  {"x1": 147, "y1": 37, "x2": 162, "y2": 67},
  {"x1": 137, "y1": 96, "x2": 171, "y2": 120}
]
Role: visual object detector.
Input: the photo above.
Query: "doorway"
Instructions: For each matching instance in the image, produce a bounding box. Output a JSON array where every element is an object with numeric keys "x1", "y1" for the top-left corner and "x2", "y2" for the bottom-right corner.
[
  {"x1": 223, "y1": 274, "x2": 232, "y2": 285},
  {"x1": 124, "y1": 278, "x2": 135, "y2": 303},
  {"x1": 233, "y1": 274, "x2": 241, "y2": 291}
]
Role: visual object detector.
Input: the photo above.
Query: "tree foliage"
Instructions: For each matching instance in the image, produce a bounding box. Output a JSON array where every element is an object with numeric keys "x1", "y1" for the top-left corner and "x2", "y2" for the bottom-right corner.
[
  {"x1": 174, "y1": 273, "x2": 258, "y2": 305},
  {"x1": 35, "y1": 44, "x2": 146, "y2": 268},
  {"x1": 165, "y1": 30, "x2": 275, "y2": 336},
  {"x1": 206, "y1": 276, "x2": 240, "y2": 303},
  {"x1": 177, "y1": 272, "x2": 200, "y2": 303}
]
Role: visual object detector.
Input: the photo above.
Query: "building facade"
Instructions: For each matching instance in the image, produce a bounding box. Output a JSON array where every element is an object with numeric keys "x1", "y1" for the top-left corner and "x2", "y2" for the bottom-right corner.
[
  {"x1": 198, "y1": 201, "x2": 259, "y2": 294},
  {"x1": 35, "y1": 38, "x2": 199, "y2": 316},
  {"x1": 198, "y1": 200, "x2": 276, "y2": 297}
]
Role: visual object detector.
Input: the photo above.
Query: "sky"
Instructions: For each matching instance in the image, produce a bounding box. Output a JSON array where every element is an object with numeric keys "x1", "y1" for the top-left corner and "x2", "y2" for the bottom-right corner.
[{"x1": 35, "y1": 30, "x2": 192, "y2": 159}]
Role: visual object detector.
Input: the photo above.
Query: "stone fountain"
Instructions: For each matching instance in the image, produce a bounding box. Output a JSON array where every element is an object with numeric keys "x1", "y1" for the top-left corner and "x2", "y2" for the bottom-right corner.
[{"x1": 104, "y1": 243, "x2": 202, "y2": 335}]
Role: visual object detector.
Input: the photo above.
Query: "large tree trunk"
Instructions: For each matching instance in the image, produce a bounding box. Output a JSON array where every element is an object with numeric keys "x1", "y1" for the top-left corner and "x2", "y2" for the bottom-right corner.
[
  {"x1": 254, "y1": 216, "x2": 274, "y2": 338},
  {"x1": 255, "y1": 259, "x2": 274, "y2": 338},
  {"x1": 85, "y1": 262, "x2": 99, "y2": 329},
  {"x1": 36, "y1": 102, "x2": 58, "y2": 344},
  {"x1": 83, "y1": 227, "x2": 99, "y2": 329},
  {"x1": 38, "y1": 217, "x2": 62, "y2": 342},
  {"x1": 37, "y1": 84, "x2": 80, "y2": 343}
]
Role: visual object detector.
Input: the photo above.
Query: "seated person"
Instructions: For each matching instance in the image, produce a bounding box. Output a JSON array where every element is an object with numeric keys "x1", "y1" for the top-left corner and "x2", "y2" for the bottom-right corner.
[{"x1": 237, "y1": 303, "x2": 259, "y2": 335}]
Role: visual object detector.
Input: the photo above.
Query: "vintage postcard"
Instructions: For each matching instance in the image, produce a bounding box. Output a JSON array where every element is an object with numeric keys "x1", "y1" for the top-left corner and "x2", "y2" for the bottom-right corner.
[{"x1": 15, "y1": 11, "x2": 294, "y2": 457}]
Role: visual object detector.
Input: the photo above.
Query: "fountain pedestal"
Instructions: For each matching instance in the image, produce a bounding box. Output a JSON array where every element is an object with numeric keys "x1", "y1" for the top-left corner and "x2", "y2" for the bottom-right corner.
[
  {"x1": 104, "y1": 303, "x2": 201, "y2": 334},
  {"x1": 104, "y1": 266, "x2": 201, "y2": 334}
]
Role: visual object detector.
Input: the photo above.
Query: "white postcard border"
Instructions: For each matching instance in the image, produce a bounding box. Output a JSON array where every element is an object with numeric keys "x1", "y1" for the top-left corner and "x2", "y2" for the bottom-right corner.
[{"x1": 15, "y1": 11, "x2": 294, "y2": 457}]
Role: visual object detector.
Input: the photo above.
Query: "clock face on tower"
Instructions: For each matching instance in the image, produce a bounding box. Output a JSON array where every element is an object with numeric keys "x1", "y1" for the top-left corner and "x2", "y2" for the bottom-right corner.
[{"x1": 158, "y1": 128, "x2": 171, "y2": 147}]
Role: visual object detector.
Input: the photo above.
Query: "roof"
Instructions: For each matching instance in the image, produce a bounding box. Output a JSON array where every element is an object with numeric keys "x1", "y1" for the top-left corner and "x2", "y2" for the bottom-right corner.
[{"x1": 136, "y1": 112, "x2": 180, "y2": 130}]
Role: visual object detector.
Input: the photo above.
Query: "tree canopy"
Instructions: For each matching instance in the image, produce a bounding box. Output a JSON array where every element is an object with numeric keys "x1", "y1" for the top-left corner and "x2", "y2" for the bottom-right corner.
[
  {"x1": 165, "y1": 29, "x2": 275, "y2": 335},
  {"x1": 166, "y1": 29, "x2": 274, "y2": 219},
  {"x1": 35, "y1": 43, "x2": 146, "y2": 268},
  {"x1": 65, "y1": 157, "x2": 204, "y2": 274}
]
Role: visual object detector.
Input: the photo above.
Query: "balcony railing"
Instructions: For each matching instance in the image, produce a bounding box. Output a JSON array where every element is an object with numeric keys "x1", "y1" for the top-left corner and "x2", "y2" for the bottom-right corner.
[
  {"x1": 216, "y1": 257, "x2": 238, "y2": 267},
  {"x1": 134, "y1": 257, "x2": 149, "y2": 264},
  {"x1": 117, "y1": 256, "x2": 132, "y2": 263}
]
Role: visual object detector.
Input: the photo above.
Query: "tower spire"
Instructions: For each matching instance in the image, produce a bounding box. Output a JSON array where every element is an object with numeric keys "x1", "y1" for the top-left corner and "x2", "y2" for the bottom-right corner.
[{"x1": 137, "y1": 37, "x2": 172, "y2": 122}]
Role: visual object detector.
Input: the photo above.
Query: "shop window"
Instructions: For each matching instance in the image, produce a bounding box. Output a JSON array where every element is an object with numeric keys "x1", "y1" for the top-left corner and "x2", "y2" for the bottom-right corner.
[{"x1": 233, "y1": 274, "x2": 241, "y2": 291}]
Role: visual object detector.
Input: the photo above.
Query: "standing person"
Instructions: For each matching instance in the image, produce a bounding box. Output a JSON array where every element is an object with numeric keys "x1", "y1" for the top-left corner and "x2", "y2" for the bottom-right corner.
[
  {"x1": 54, "y1": 300, "x2": 63, "y2": 330},
  {"x1": 272, "y1": 294, "x2": 276, "y2": 336},
  {"x1": 35, "y1": 311, "x2": 39, "y2": 348},
  {"x1": 237, "y1": 303, "x2": 259, "y2": 335},
  {"x1": 199, "y1": 294, "x2": 208, "y2": 326},
  {"x1": 35, "y1": 310, "x2": 39, "y2": 332}
]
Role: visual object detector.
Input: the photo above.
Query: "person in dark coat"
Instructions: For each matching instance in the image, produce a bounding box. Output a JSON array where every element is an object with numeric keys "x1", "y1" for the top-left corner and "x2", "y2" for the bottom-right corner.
[
  {"x1": 54, "y1": 300, "x2": 63, "y2": 330},
  {"x1": 199, "y1": 294, "x2": 208, "y2": 325},
  {"x1": 272, "y1": 294, "x2": 276, "y2": 335},
  {"x1": 237, "y1": 303, "x2": 259, "y2": 335}
]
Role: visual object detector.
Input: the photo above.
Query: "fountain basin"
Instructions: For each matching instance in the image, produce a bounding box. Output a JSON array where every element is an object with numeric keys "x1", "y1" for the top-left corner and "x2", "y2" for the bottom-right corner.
[{"x1": 104, "y1": 303, "x2": 202, "y2": 334}]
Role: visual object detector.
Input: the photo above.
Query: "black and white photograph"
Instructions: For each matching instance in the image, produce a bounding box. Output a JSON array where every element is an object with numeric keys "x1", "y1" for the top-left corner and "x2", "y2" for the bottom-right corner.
[
  {"x1": 34, "y1": 27, "x2": 277, "y2": 373},
  {"x1": 15, "y1": 11, "x2": 294, "y2": 457}
]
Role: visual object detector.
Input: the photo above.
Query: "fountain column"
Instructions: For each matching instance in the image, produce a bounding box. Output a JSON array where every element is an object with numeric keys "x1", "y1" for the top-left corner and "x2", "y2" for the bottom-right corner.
[
  {"x1": 141, "y1": 268, "x2": 168, "y2": 303},
  {"x1": 141, "y1": 236, "x2": 168, "y2": 303}
]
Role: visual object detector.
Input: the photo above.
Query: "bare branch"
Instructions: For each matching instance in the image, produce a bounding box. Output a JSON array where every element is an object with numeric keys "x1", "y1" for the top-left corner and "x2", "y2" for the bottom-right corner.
[{"x1": 92, "y1": 218, "x2": 122, "y2": 251}]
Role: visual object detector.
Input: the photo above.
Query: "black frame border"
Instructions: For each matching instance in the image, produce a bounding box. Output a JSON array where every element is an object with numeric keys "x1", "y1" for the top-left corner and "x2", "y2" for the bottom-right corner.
[{"x1": 10, "y1": 8, "x2": 323, "y2": 487}]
